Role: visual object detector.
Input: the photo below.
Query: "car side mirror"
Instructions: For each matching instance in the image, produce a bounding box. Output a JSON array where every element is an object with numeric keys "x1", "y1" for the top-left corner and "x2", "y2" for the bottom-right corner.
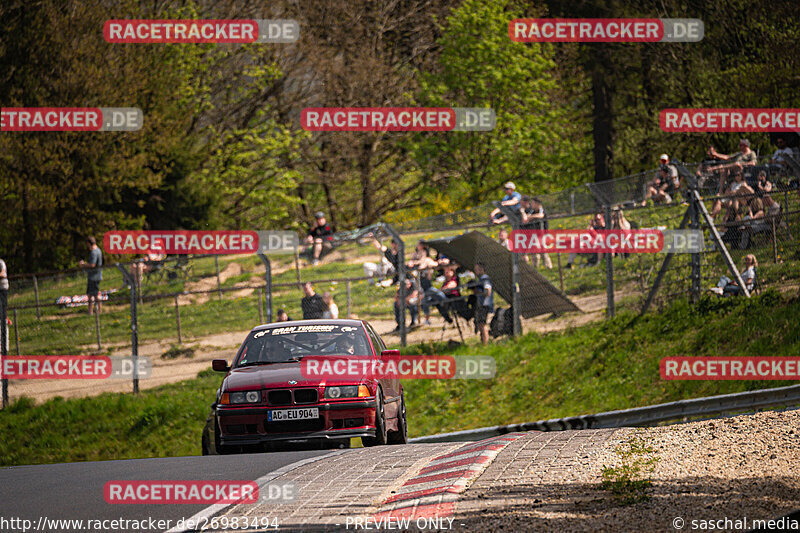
[
  {"x1": 212, "y1": 359, "x2": 230, "y2": 372},
  {"x1": 380, "y1": 349, "x2": 400, "y2": 357}
]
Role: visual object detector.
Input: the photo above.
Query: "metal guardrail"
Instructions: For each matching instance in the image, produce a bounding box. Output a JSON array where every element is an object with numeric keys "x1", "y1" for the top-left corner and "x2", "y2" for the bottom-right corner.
[{"x1": 409, "y1": 384, "x2": 800, "y2": 443}]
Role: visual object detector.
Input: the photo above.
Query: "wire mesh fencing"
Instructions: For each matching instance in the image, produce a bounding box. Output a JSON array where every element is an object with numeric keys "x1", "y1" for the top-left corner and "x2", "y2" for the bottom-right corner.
[{"x1": 2, "y1": 156, "x2": 799, "y2": 407}]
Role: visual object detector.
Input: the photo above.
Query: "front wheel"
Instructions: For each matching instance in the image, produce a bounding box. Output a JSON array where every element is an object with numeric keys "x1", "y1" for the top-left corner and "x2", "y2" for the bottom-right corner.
[
  {"x1": 387, "y1": 392, "x2": 408, "y2": 445},
  {"x1": 362, "y1": 391, "x2": 387, "y2": 447}
]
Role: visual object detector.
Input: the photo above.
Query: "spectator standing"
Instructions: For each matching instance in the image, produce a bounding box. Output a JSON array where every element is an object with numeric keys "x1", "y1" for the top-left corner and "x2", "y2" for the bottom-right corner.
[
  {"x1": 472, "y1": 263, "x2": 494, "y2": 345},
  {"x1": 497, "y1": 228, "x2": 511, "y2": 251},
  {"x1": 371, "y1": 236, "x2": 400, "y2": 285},
  {"x1": 520, "y1": 196, "x2": 552, "y2": 269},
  {"x1": 276, "y1": 308, "x2": 292, "y2": 322},
  {"x1": 489, "y1": 182, "x2": 522, "y2": 225},
  {"x1": 322, "y1": 291, "x2": 339, "y2": 319},
  {"x1": 393, "y1": 277, "x2": 419, "y2": 333},
  {"x1": 305, "y1": 212, "x2": 336, "y2": 266},
  {"x1": 408, "y1": 246, "x2": 438, "y2": 325},
  {"x1": 78, "y1": 236, "x2": 103, "y2": 315},
  {"x1": 0, "y1": 257, "x2": 8, "y2": 357},
  {"x1": 300, "y1": 282, "x2": 326, "y2": 319},
  {"x1": 566, "y1": 212, "x2": 605, "y2": 268}
]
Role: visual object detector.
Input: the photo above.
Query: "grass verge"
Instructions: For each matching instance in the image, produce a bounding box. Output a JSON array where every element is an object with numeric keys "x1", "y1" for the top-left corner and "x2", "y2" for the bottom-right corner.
[{"x1": 0, "y1": 290, "x2": 798, "y2": 466}]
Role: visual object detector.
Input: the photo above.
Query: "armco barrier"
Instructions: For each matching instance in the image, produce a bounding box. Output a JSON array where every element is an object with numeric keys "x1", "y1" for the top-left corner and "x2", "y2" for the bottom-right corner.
[{"x1": 409, "y1": 383, "x2": 800, "y2": 443}]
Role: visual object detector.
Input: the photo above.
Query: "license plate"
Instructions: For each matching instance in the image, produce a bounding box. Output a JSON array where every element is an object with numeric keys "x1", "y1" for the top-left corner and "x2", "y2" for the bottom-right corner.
[{"x1": 267, "y1": 408, "x2": 319, "y2": 422}]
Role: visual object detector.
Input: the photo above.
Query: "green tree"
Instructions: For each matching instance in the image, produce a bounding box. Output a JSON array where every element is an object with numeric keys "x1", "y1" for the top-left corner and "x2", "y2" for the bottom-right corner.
[{"x1": 411, "y1": 0, "x2": 591, "y2": 207}]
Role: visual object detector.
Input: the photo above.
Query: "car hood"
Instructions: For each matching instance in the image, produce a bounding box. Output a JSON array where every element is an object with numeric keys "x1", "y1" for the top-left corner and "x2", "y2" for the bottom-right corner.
[{"x1": 223, "y1": 362, "x2": 369, "y2": 391}]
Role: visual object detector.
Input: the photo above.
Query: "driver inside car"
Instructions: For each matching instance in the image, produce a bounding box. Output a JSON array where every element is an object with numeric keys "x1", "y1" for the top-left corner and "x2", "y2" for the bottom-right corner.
[
  {"x1": 334, "y1": 335, "x2": 356, "y2": 355},
  {"x1": 261, "y1": 340, "x2": 291, "y2": 362}
]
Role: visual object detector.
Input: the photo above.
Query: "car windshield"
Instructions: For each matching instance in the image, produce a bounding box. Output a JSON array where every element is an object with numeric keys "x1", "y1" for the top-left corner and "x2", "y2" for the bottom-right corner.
[{"x1": 235, "y1": 323, "x2": 372, "y2": 367}]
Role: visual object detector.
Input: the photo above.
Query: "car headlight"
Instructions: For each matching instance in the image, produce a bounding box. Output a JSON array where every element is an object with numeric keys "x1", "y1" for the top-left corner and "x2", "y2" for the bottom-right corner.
[
  {"x1": 220, "y1": 390, "x2": 261, "y2": 404},
  {"x1": 325, "y1": 385, "x2": 370, "y2": 399}
]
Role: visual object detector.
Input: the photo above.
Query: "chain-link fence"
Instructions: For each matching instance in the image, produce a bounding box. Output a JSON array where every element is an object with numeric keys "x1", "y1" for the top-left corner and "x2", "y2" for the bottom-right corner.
[{"x1": 2, "y1": 154, "x2": 799, "y2": 407}]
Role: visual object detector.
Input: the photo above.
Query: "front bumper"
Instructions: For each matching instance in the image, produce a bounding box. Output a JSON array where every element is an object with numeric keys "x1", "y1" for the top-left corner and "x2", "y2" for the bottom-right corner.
[{"x1": 216, "y1": 399, "x2": 377, "y2": 445}]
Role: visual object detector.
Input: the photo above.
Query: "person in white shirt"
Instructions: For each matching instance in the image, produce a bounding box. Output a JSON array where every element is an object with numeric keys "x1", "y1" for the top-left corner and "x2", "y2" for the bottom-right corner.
[
  {"x1": 711, "y1": 254, "x2": 757, "y2": 296},
  {"x1": 322, "y1": 291, "x2": 339, "y2": 319},
  {"x1": 770, "y1": 136, "x2": 793, "y2": 168}
]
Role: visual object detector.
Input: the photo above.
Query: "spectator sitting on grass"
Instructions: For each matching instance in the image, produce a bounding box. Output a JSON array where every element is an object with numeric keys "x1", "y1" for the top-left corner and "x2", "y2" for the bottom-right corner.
[
  {"x1": 739, "y1": 198, "x2": 770, "y2": 249},
  {"x1": 709, "y1": 139, "x2": 758, "y2": 169},
  {"x1": 300, "y1": 282, "x2": 326, "y2": 319},
  {"x1": 421, "y1": 265, "x2": 458, "y2": 324},
  {"x1": 489, "y1": 182, "x2": 521, "y2": 225},
  {"x1": 769, "y1": 136, "x2": 793, "y2": 170},
  {"x1": 305, "y1": 211, "x2": 335, "y2": 266},
  {"x1": 642, "y1": 166, "x2": 673, "y2": 205},
  {"x1": 710, "y1": 254, "x2": 757, "y2": 296},
  {"x1": 406, "y1": 241, "x2": 430, "y2": 270},
  {"x1": 321, "y1": 291, "x2": 339, "y2": 319},
  {"x1": 720, "y1": 202, "x2": 744, "y2": 249},
  {"x1": 711, "y1": 168, "x2": 755, "y2": 218},
  {"x1": 756, "y1": 170, "x2": 774, "y2": 199}
]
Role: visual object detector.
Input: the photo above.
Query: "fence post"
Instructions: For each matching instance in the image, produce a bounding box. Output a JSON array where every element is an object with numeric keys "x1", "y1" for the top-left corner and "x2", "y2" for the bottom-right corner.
[
  {"x1": 13, "y1": 309, "x2": 20, "y2": 355},
  {"x1": 771, "y1": 217, "x2": 778, "y2": 263},
  {"x1": 174, "y1": 295, "x2": 182, "y2": 344},
  {"x1": 258, "y1": 288, "x2": 264, "y2": 324},
  {"x1": 215, "y1": 256, "x2": 222, "y2": 300},
  {"x1": 33, "y1": 275, "x2": 40, "y2": 320},
  {"x1": 690, "y1": 191, "x2": 702, "y2": 302},
  {"x1": 257, "y1": 253, "x2": 273, "y2": 323},
  {"x1": 95, "y1": 311, "x2": 102, "y2": 351},
  {"x1": 556, "y1": 254, "x2": 565, "y2": 294},
  {"x1": 116, "y1": 264, "x2": 139, "y2": 393},
  {"x1": 346, "y1": 281, "x2": 352, "y2": 318},
  {"x1": 604, "y1": 205, "x2": 615, "y2": 318},
  {"x1": 1, "y1": 287, "x2": 8, "y2": 408}
]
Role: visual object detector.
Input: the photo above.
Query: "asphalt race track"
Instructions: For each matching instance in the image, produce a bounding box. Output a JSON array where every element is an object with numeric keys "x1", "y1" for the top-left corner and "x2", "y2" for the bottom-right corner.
[{"x1": 0, "y1": 450, "x2": 331, "y2": 532}]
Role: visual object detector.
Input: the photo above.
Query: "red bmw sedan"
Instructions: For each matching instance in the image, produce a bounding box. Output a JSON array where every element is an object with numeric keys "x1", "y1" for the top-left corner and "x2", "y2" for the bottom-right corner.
[{"x1": 201, "y1": 319, "x2": 407, "y2": 454}]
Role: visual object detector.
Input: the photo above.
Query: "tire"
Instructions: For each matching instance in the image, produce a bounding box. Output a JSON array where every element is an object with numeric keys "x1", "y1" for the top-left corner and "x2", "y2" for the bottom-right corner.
[
  {"x1": 387, "y1": 392, "x2": 408, "y2": 445},
  {"x1": 362, "y1": 390, "x2": 387, "y2": 447}
]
